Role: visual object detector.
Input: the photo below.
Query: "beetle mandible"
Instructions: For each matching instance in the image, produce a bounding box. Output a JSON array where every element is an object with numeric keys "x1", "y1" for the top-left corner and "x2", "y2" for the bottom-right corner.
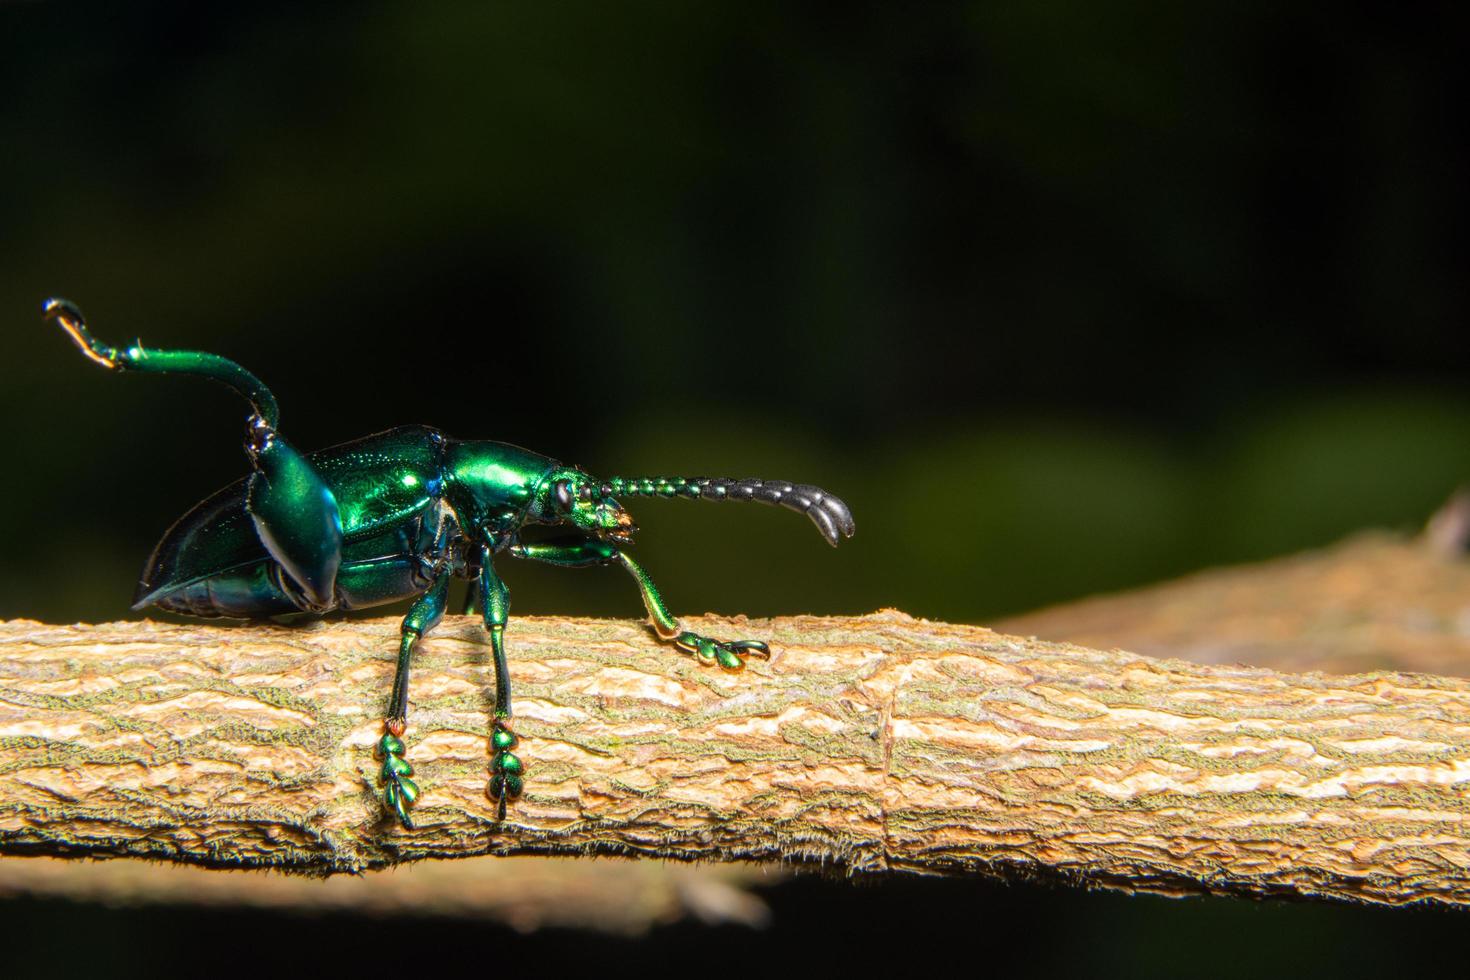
[{"x1": 43, "y1": 298, "x2": 855, "y2": 827}]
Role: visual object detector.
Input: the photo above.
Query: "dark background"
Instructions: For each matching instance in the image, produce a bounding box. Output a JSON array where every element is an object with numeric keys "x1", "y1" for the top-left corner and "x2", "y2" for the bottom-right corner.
[{"x1": 3, "y1": 3, "x2": 1468, "y2": 977}]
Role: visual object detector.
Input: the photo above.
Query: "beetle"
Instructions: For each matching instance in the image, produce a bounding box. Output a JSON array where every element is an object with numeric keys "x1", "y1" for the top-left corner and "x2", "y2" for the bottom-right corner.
[{"x1": 43, "y1": 298, "x2": 855, "y2": 827}]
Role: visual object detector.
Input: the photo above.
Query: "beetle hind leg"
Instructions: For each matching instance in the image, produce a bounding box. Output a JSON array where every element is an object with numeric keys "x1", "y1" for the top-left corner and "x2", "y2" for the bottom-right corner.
[{"x1": 43, "y1": 298, "x2": 344, "y2": 612}]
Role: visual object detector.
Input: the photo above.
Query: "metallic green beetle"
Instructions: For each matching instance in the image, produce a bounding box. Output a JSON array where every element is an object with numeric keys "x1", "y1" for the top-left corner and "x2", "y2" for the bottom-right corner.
[{"x1": 44, "y1": 298, "x2": 855, "y2": 828}]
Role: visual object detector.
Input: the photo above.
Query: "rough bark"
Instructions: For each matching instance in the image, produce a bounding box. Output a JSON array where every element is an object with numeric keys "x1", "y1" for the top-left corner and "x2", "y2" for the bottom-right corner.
[{"x1": 5, "y1": 611, "x2": 1470, "y2": 907}]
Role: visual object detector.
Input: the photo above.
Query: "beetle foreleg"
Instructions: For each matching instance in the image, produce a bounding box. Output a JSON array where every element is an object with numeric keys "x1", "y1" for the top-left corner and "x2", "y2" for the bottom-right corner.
[
  {"x1": 510, "y1": 537, "x2": 772, "y2": 671},
  {"x1": 378, "y1": 569, "x2": 450, "y2": 830},
  {"x1": 478, "y1": 546, "x2": 523, "y2": 820}
]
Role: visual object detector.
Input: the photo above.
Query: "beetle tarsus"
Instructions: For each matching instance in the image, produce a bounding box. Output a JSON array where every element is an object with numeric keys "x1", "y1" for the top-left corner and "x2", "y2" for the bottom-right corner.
[
  {"x1": 487, "y1": 719, "x2": 523, "y2": 820},
  {"x1": 378, "y1": 728, "x2": 419, "y2": 829},
  {"x1": 44, "y1": 297, "x2": 120, "y2": 369},
  {"x1": 675, "y1": 631, "x2": 771, "y2": 671}
]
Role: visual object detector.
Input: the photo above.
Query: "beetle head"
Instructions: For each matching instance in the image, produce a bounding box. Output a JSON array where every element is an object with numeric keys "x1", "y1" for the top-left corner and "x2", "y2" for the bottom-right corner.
[{"x1": 541, "y1": 471, "x2": 637, "y2": 545}]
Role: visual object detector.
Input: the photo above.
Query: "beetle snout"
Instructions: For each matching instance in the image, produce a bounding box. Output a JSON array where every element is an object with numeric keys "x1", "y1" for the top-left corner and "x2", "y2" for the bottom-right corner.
[{"x1": 601, "y1": 507, "x2": 637, "y2": 544}]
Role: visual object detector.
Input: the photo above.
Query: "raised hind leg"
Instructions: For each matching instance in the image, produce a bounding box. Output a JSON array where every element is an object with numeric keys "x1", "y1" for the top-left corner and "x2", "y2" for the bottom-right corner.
[
  {"x1": 44, "y1": 299, "x2": 344, "y2": 610},
  {"x1": 378, "y1": 568, "x2": 451, "y2": 828}
]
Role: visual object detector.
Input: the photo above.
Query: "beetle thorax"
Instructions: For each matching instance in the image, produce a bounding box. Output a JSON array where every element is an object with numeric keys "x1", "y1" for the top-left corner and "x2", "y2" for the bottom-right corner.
[{"x1": 441, "y1": 439, "x2": 561, "y2": 541}]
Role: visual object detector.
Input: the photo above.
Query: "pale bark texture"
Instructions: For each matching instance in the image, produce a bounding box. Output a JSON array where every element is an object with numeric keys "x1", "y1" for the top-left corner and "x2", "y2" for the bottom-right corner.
[{"x1": 5, "y1": 611, "x2": 1470, "y2": 906}]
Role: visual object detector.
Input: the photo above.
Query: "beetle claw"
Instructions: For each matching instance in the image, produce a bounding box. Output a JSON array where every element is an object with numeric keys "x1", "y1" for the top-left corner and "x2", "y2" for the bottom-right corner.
[
  {"x1": 674, "y1": 631, "x2": 771, "y2": 670},
  {"x1": 43, "y1": 296, "x2": 119, "y2": 369},
  {"x1": 728, "y1": 640, "x2": 771, "y2": 659}
]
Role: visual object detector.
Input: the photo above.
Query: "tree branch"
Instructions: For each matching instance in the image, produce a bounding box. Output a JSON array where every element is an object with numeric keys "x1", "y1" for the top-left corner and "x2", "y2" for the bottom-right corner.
[
  {"x1": 5, "y1": 611, "x2": 1470, "y2": 906},
  {"x1": 999, "y1": 529, "x2": 1470, "y2": 678}
]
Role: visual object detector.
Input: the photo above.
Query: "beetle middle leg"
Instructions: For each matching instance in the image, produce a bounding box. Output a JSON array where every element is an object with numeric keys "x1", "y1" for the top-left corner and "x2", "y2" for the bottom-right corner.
[
  {"x1": 510, "y1": 537, "x2": 772, "y2": 671},
  {"x1": 478, "y1": 545, "x2": 524, "y2": 820},
  {"x1": 378, "y1": 569, "x2": 451, "y2": 829}
]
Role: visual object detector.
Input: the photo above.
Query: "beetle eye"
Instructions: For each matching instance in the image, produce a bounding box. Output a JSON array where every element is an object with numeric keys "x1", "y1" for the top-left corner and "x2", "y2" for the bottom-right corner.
[{"x1": 552, "y1": 480, "x2": 575, "y2": 512}]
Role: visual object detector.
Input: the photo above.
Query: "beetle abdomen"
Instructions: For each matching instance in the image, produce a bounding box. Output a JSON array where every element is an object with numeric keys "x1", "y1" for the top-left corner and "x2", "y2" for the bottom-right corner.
[
  {"x1": 150, "y1": 561, "x2": 300, "y2": 618},
  {"x1": 151, "y1": 553, "x2": 438, "y2": 619},
  {"x1": 134, "y1": 425, "x2": 448, "y2": 613},
  {"x1": 133, "y1": 481, "x2": 264, "y2": 610}
]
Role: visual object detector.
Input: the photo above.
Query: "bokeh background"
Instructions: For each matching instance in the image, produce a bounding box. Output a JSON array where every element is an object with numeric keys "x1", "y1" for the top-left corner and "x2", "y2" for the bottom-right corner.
[{"x1": 3, "y1": 3, "x2": 1469, "y2": 976}]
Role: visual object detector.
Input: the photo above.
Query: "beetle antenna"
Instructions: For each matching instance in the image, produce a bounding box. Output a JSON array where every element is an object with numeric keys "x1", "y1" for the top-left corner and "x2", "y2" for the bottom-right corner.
[
  {"x1": 44, "y1": 297, "x2": 281, "y2": 429},
  {"x1": 580, "y1": 476, "x2": 855, "y2": 547}
]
